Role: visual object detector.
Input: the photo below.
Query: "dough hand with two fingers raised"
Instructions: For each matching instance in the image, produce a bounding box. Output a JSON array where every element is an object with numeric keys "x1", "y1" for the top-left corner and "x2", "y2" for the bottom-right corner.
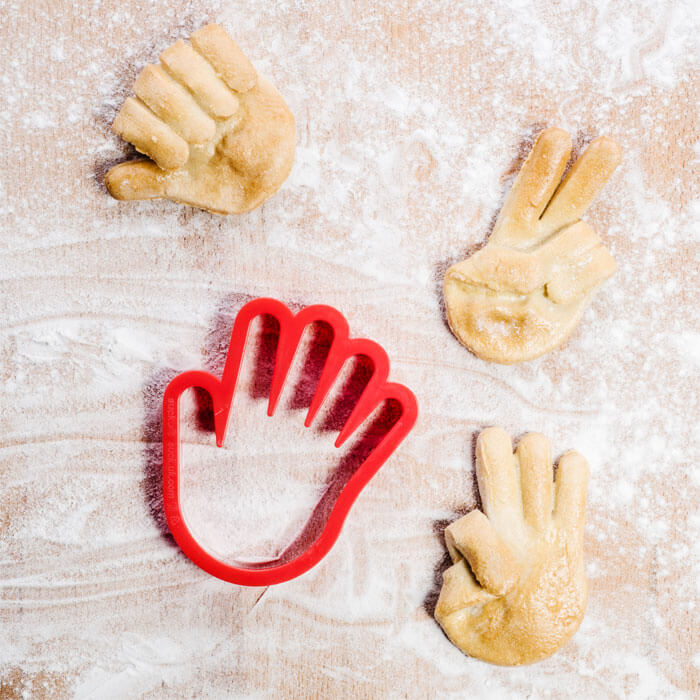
[{"x1": 444, "y1": 128, "x2": 621, "y2": 363}]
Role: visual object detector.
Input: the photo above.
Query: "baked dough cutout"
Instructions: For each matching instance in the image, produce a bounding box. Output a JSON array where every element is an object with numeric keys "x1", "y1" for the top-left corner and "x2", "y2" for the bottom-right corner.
[
  {"x1": 105, "y1": 24, "x2": 296, "y2": 214},
  {"x1": 444, "y1": 128, "x2": 621, "y2": 363},
  {"x1": 435, "y1": 427, "x2": 589, "y2": 666}
]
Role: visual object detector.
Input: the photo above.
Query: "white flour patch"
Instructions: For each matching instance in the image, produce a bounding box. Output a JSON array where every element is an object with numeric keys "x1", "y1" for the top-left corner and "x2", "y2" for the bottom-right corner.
[{"x1": 1, "y1": 0, "x2": 698, "y2": 697}]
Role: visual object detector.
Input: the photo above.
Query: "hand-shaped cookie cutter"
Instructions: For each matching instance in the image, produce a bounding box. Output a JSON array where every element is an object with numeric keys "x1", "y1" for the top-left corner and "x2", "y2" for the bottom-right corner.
[{"x1": 162, "y1": 298, "x2": 418, "y2": 586}]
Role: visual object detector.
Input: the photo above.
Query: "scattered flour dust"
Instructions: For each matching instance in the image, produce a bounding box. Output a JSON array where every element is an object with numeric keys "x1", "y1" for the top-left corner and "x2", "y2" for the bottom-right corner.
[{"x1": 1, "y1": 0, "x2": 699, "y2": 698}]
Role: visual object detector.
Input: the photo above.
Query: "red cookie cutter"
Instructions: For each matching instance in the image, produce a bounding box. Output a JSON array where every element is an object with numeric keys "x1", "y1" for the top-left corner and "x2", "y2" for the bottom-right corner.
[{"x1": 162, "y1": 297, "x2": 418, "y2": 586}]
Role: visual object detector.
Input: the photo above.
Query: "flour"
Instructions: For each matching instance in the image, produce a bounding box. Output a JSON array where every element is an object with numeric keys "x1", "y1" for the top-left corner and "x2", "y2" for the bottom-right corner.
[{"x1": 1, "y1": 0, "x2": 699, "y2": 697}]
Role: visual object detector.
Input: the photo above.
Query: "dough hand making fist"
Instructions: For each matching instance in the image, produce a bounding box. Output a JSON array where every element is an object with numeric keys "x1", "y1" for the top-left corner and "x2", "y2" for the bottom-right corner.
[
  {"x1": 106, "y1": 24, "x2": 296, "y2": 214},
  {"x1": 444, "y1": 128, "x2": 620, "y2": 363},
  {"x1": 435, "y1": 427, "x2": 590, "y2": 665}
]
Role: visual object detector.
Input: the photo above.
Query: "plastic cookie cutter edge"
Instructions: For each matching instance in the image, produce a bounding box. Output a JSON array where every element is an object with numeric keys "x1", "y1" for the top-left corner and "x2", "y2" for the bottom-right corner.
[{"x1": 162, "y1": 297, "x2": 419, "y2": 586}]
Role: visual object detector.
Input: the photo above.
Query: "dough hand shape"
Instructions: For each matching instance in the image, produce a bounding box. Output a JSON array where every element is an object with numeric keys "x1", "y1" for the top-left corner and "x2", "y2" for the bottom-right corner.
[
  {"x1": 444, "y1": 128, "x2": 621, "y2": 363},
  {"x1": 105, "y1": 24, "x2": 296, "y2": 214},
  {"x1": 435, "y1": 427, "x2": 589, "y2": 666}
]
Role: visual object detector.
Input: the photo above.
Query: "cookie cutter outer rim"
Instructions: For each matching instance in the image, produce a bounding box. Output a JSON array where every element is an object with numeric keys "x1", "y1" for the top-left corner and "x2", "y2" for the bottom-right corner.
[{"x1": 162, "y1": 297, "x2": 418, "y2": 586}]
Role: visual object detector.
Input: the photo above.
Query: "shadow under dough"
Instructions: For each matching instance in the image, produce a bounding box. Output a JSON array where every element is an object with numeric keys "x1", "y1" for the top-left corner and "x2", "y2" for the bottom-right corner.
[{"x1": 421, "y1": 428, "x2": 482, "y2": 617}]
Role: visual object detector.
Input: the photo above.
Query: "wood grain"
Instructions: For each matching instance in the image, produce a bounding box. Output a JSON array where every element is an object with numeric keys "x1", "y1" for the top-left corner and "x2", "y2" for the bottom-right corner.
[{"x1": 1, "y1": 1, "x2": 698, "y2": 698}]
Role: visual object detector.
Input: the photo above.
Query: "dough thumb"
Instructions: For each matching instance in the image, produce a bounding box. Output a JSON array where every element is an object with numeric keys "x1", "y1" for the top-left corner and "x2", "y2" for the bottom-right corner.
[
  {"x1": 105, "y1": 160, "x2": 166, "y2": 201},
  {"x1": 444, "y1": 510, "x2": 519, "y2": 596}
]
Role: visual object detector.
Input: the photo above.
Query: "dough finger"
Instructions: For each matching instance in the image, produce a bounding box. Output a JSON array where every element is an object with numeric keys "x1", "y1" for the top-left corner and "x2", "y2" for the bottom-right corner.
[
  {"x1": 445, "y1": 510, "x2": 519, "y2": 596},
  {"x1": 491, "y1": 128, "x2": 571, "y2": 248},
  {"x1": 190, "y1": 24, "x2": 257, "y2": 93},
  {"x1": 435, "y1": 559, "x2": 492, "y2": 620},
  {"x1": 536, "y1": 220, "x2": 602, "y2": 270},
  {"x1": 545, "y1": 245, "x2": 616, "y2": 304},
  {"x1": 134, "y1": 64, "x2": 215, "y2": 144},
  {"x1": 517, "y1": 432, "x2": 553, "y2": 532},
  {"x1": 475, "y1": 427, "x2": 521, "y2": 524},
  {"x1": 105, "y1": 160, "x2": 166, "y2": 201},
  {"x1": 446, "y1": 246, "x2": 544, "y2": 296},
  {"x1": 112, "y1": 97, "x2": 189, "y2": 170},
  {"x1": 554, "y1": 451, "x2": 589, "y2": 535},
  {"x1": 539, "y1": 136, "x2": 621, "y2": 234},
  {"x1": 160, "y1": 40, "x2": 239, "y2": 119}
]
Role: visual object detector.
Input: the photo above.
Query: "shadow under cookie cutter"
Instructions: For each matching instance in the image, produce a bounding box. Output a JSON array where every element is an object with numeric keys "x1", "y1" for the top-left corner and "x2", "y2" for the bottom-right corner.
[{"x1": 162, "y1": 297, "x2": 418, "y2": 586}]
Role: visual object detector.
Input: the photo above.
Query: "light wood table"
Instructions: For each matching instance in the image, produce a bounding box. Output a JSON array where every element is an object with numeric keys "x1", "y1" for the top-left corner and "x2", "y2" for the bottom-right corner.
[{"x1": 1, "y1": 1, "x2": 698, "y2": 697}]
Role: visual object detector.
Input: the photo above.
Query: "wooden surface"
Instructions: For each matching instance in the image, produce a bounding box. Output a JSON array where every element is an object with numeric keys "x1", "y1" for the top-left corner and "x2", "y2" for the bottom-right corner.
[{"x1": 1, "y1": 1, "x2": 699, "y2": 698}]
